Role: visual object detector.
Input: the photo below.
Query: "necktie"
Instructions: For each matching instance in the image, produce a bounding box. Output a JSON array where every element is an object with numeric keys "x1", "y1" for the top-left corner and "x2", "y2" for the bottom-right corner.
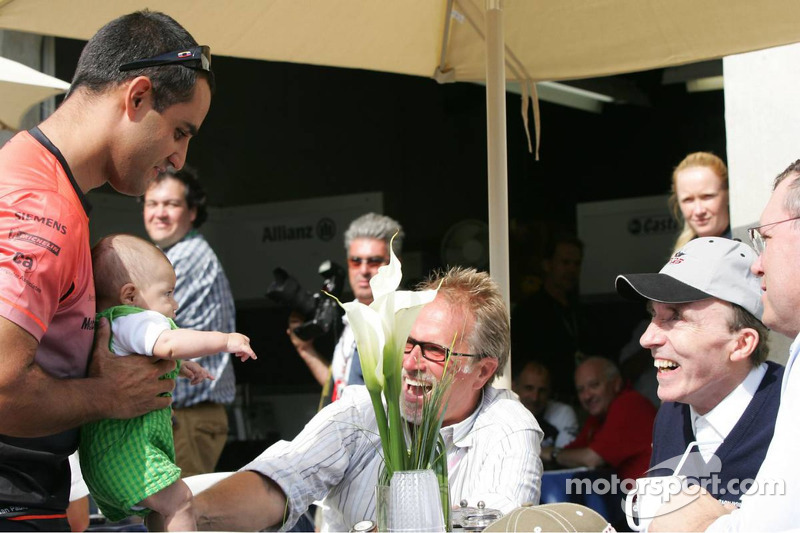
[{"x1": 348, "y1": 343, "x2": 365, "y2": 386}]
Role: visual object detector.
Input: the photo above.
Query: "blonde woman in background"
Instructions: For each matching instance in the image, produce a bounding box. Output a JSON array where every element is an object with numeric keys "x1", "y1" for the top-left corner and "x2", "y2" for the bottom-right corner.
[
  {"x1": 618, "y1": 152, "x2": 731, "y2": 407},
  {"x1": 668, "y1": 152, "x2": 730, "y2": 254}
]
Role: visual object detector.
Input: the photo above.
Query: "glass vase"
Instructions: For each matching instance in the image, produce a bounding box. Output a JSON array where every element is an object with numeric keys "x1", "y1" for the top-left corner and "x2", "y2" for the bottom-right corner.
[{"x1": 376, "y1": 469, "x2": 446, "y2": 532}]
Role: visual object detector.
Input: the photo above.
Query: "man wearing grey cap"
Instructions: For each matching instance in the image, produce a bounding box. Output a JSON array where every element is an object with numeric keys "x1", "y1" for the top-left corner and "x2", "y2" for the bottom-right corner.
[
  {"x1": 649, "y1": 160, "x2": 800, "y2": 531},
  {"x1": 616, "y1": 237, "x2": 782, "y2": 508}
]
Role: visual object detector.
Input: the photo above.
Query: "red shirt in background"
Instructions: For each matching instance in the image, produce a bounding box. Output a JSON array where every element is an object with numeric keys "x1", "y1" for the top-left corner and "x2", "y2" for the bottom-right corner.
[{"x1": 566, "y1": 388, "x2": 656, "y2": 481}]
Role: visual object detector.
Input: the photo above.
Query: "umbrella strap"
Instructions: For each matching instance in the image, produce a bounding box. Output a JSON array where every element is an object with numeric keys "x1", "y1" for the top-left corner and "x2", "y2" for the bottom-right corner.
[
  {"x1": 520, "y1": 80, "x2": 541, "y2": 160},
  {"x1": 440, "y1": 0, "x2": 540, "y2": 159}
]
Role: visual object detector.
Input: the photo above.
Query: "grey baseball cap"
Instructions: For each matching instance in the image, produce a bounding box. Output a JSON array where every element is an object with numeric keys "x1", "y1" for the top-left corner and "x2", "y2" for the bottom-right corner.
[
  {"x1": 483, "y1": 502, "x2": 611, "y2": 532},
  {"x1": 615, "y1": 237, "x2": 763, "y2": 320}
]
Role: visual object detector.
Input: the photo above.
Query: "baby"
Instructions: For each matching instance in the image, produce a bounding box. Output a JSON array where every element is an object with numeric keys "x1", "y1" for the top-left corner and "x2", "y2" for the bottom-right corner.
[{"x1": 80, "y1": 233, "x2": 256, "y2": 531}]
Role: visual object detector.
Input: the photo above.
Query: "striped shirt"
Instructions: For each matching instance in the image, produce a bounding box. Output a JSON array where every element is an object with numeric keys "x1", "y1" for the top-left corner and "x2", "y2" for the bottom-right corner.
[
  {"x1": 244, "y1": 386, "x2": 543, "y2": 532},
  {"x1": 164, "y1": 231, "x2": 236, "y2": 407}
]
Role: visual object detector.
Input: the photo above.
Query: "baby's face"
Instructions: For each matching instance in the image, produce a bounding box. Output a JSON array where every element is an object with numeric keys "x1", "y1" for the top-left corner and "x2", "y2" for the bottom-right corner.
[{"x1": 134, "y1": 260, "x2": 178, "y2": 318}]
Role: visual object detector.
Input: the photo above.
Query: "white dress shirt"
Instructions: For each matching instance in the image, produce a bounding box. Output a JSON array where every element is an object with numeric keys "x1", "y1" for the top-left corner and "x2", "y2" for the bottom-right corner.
[
  {"x1": 543, "y1": 399, "x2": 580, "y2": 448},
  {"x1": 689, "y1": 364, "x2": 767, "y2": 462},
  {"x1": 708, "y1": 337, "x2": 800, "y2": 531},
  {"x1": 330, "y1": 315, "x2": 356, "y2": 385},
  {"x1": 243, "y1": 385, "x2": 543, "y2": 532}
]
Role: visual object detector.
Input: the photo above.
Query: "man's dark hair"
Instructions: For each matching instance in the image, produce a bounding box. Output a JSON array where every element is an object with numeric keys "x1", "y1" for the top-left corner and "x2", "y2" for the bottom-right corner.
[
  {"x1": 69, "y1": 10, "x2": 215, "y2": 111},
  {"x1": 544, "y1": 232, "x2": 583, "y2": 260},
  {"x1": 512, "y1": 360, "x2": 552, "y2": 386},
  {"x1": 148, "y1": 166, "x2": 208, "y2": 228}
]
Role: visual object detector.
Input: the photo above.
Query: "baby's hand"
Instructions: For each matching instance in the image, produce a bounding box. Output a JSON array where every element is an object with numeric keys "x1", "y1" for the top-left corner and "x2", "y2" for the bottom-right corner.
[
  {"x1": 228, "y1": 333, "x2": 256, "y2": 362},
  {"x1": 179, "y1": 360, "x2": 215, "y2": 385}
]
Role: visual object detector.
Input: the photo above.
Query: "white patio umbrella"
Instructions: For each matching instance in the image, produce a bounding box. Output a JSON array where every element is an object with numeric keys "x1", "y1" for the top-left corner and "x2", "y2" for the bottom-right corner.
[
  {"x1": 0, "y1": 56, "x2": 70, "y2": 130},
  {"x1": 3, "y1": 0, "x2": 799, "y2": 381}
]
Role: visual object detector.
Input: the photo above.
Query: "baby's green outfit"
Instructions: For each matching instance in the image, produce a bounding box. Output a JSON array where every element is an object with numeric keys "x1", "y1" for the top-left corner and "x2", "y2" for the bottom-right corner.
[{"x1": 79, "y1": 305, "x2": 181, "y2": 522}]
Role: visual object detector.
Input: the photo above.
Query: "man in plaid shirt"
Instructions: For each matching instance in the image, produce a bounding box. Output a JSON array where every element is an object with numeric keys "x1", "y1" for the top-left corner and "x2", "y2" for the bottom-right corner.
[{"x1": 143, "y1": 166, "x2": 236, "y2": 477}]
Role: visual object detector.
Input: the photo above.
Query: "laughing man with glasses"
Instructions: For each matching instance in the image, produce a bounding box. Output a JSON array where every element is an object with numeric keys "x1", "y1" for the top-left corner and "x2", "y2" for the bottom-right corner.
[
  {"x1": 288, "y1": 213, "x2": 401, "y2": 405},
  {"x1": 194, "y1": 267, "x2": 543, "y2": 531}
]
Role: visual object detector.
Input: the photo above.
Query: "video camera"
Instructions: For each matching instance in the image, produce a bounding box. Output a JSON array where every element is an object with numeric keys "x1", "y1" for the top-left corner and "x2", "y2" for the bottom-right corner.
[{"x1": 266, "y1": 260, "x2": 346, "y2": 341}]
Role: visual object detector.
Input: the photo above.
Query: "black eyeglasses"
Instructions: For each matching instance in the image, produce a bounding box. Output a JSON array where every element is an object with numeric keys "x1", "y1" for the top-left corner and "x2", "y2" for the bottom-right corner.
[
  {"x1": 747, "y1": 215, "x2": 800, "y2": 255},
  {"x1": 119, "y1": 45, "x2": 211, "y2": 73},
  {"x1": 348, "y1": 256, "x2": 389, "y2": 268},
  {"x1": 404, "y1": 337, "x2": 480, "y2": 363}
]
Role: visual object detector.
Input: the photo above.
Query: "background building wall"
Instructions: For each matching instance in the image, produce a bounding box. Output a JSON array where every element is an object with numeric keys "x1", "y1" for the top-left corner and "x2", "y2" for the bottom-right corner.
[{"x1": 724, "y1": 42, "x2": 800, "y2": 364}]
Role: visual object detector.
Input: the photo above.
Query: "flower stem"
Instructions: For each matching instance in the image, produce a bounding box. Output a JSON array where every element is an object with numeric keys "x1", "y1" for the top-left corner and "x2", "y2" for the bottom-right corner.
[
  {"x1": 367, "y1": 389, "x2": 392, "y2": 474},
  {"x1": 434, "y1": 435, "x2": 450, "y2": 530},
  {"x1": 383, "y1": 376, "x2": 407, "y2": 471}
]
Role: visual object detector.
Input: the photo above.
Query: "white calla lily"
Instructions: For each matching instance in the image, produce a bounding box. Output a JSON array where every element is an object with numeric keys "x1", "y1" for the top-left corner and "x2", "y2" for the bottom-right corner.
[
  {"x1": 368, "y1": 246, "x2": 402, "y2": 301},
  {"x1": 382, "y1": 289, "x2": 438, "y2": 372},
  {"x1": 341, "y1": 300, "x2": 386, "y2": 391},
  {"x1": 343, "y1": 238, "x2": 438, "y2": 395}
]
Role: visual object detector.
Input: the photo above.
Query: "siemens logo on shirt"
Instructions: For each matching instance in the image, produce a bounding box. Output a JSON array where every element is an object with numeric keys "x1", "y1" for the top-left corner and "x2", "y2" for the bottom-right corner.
[{"x1": 14, "y1": 211, "x2": 68, "y2": 235}]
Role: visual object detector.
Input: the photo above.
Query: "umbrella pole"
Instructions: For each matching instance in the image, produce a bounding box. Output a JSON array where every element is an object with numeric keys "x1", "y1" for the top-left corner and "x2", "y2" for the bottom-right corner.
[{"x1": 485, "y1": 0, "x2": 511, "y2": 387}]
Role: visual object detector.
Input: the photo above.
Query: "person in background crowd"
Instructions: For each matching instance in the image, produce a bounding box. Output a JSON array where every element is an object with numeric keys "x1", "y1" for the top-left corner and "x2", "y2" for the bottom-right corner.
[
  {"x1": 669, "y1": 152, "x2": 730, "y2": 254},
  {"x1": 289, "y1": 213, "x2": 403, "y2": 403},
  {"x1": 542, "y1": 357, "x2": 656, "y2": 482},
  {"x1": 511, "y1": 233, "x2": 591, "y2": 403},
  {"x1": 512, "y1": 360, "x2": 578, "y2": 462},
  {"x1": 617, "y1": 237, "x2": 781, "y2": 507},
  {"x1": 0, "y1": 10, "x2": 212, "y2": 530},
  {"x1": 143, "y1": 166, "x2": 237, "y2": 478}
]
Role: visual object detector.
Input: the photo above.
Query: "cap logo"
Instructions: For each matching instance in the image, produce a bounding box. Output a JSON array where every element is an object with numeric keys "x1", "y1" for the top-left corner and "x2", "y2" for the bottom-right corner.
[{"x1": 668, "y1": 251, "x2": 686, "y2": 265}]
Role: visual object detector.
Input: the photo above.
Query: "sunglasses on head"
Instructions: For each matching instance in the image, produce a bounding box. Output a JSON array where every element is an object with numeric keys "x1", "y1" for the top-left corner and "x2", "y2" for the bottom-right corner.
[
  {"x1": 119, "y1": 45, "x2": 211, "y2": 73},
  {"x1": 348, "y1": 256, "x2": 389, "y2": 268}
]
